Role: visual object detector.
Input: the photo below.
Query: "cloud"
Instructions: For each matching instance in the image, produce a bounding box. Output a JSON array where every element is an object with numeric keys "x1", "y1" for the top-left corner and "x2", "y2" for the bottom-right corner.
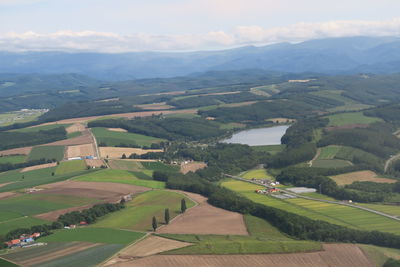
[{"x1": 1, "y1": 18, "x2": 400, "y2": 52}]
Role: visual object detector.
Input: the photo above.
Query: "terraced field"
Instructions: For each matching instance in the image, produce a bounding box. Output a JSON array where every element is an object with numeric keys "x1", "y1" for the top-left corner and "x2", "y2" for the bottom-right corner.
[
  {"x1": 222, "y1": 179, "x2": 400, "y2": 234},
  {"x1": 93, "y1": 190, "x2": 195, "y2": 231}
]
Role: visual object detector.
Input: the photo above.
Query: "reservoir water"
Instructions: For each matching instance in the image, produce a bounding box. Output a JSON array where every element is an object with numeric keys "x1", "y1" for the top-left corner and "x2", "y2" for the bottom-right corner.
[{"x1": 221, "y1": 125, "x2": 289, "y2": 146}]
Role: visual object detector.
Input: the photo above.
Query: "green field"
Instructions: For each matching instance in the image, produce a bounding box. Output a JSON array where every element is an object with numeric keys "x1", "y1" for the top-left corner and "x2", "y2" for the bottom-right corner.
[
  {"x1": 55, "y1": 160, "x2": 87, "y2": 175},
  {"x1": 74, "y1": 169, "x2": 165, "y2": 189},
  {"x1": 241, "y1": 169, "x2": 273, "y2": 180},
  {"x1": 0, "y1": 155, "x2": 26, "y2": 164},
  {"x1": 219, "y1": 122, "x2": 246, "y2": 130},
  {"x1": 359, "y1": 203, "x2": 400, "y2": 217},
  {"x1": 360, "y1": 244, "x2": 400, "y2": 266},
  {"x1": 141, "y1": 161, "x2": 180, "y2": 173},
  {"x1": 0, "y1": 258, "x2": 19, "y2": 267},
  {"x1": 36, "y1": 243, "x2": 124, "y2": 267},
  {"x1": 317, "y1": 145, "x2": 341, "y2": 160},
  {"x1": 92, "y1": 127, "x2": 164, "y2": 147},
  {"x1": 326, "y1": 111, "x2": 382, "y2": 127},
  {"x1": 28, "y1": 146, "x2": 65, "y2": 161},
  {"x1": 222, "y1": 179, "x2": 400, "y2": 234},
  {"x1": 93, "y1": 190, "x2": 195, "y2": 231},
  {"x1": 159, "y1": 215, "x2": 321, "y2": 255},
  {"x1": 12, "y1": 124, "x2": 70, "y2": 133},
  {"x1": 0, "y1": 216, "x2": 48, "y2": 235},
  {"x1": 252, "y1": 144, "x2": 285, "y2": 155},
  {"x1": 39, "y1": 228, "x2": 145, "y2": 244},
  {"x1": 312, "y1": 159, "x2": 352, "y2": 168},
  {"x1": 311, "y1": 90, "x2": 371, "y2": 112},
  {"x1": 0, "y1": 168, "x2": 94, "y2": 193},
  {"x1": 108, "y1": 159, "x2": 144, "y2": 171}
]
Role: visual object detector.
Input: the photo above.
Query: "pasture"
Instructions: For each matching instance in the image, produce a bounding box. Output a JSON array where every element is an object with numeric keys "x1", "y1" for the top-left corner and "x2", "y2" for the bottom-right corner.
[
  {"x1": 74, "y1": 169, "x2": 165, "y2": 189},
  {"x1": 222, "y1": 179, "x2": 400, "y2": 234},
  {"x1": 311, "y1": 90, "x2": 371, "y2": 112},
  {"x1": 0, "y1": 155, "x2": 26, "y2": 164},
  {"x1": 317, "y1": 145, "x2": 341, "y2": 159},
  {"x1": 40, "y1": 227, "x2": 145, "y2": 244},
  {"x1": 142, "y1": 161, "x2": 179, "y2": 172},
  {"x1": 311, "y1": 159, "x2": 352, "y2": 168},
  {"x1": 252, "y1": 144, "x2": 285, "y2": 155},
  {"x1": 108, "y1": 159, "x2": 144, "y2": 171},
  {"x1": 55, "y1": 160, "x2": 87, "y2": 175},
  {"x1": 0, "y1": 216, "x2": 48, "y2": 235},
  {"x1": 92, "y1": 127, "x2": 164, "y2": 147},
  {"x1": 326, "y1": 111, "x2": 381, "y2": 127},
  {"x1": 93, "y1": 190, "x2": 195, "y2": 231},
  {"x1": 330, "y1": 170, "x2": 397, "y2": 185},
  {"x1": 28, "y1": 145, "x2": 65, "y2": 161},
  {"x1": 12, "y1": 124, "x2": 70, "y2": 133},
  {"x1": 241, "y1": 169, "x2": 273, "y2": 180}
]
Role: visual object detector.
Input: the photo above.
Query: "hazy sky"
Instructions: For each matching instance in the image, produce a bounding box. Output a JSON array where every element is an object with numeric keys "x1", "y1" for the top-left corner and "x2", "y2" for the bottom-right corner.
[{"x1": 1, "y1": 0, "x2": 400, "y2": 52}]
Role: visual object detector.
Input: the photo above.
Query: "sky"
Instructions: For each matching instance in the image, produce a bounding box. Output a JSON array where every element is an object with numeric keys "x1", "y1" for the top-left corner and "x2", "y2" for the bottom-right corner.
[{"x1": 1, "y1": 0, "x2": 400, "y2": 52}]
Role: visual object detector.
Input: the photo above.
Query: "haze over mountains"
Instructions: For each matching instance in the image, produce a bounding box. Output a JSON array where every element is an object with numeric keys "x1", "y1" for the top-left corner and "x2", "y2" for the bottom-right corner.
[{"x1": 1, "y1": 36, "x2": 400, "y2": 80}]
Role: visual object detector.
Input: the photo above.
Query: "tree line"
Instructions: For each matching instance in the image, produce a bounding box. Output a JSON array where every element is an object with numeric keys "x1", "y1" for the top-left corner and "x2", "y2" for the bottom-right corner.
[{"x1": 0, "y1": 158, "x2": 57, "y2": 172}]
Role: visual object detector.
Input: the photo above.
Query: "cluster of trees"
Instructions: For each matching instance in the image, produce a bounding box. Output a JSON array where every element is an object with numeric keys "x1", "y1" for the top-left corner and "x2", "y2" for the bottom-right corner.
[
  {"x1": 0, "y1": 127, "x2": 67, "y2": 150},
  {"x1": 164, "y1": 172, "x2": 400, "y2": 249},
  {"x1": 318, "y1": 123, "x2": 400, "y2": 159},
  {"x1": 88, "y1": 117, "x2": 227, "y2": 141},
  {"x1": 384, "y1": 258, "x2": 400, "y2": 267},
  {"x1": 58, "y1": 202, "x2": 125, "y2": 226},
  {"x1": 0, "y1": 158, "x2": 56, "y2": 172},
  {"x1": 277, "y1": 168, "x2": 391, "y2": 203},
  {"x1": 364, "y1": 104, "x2": 400, "y2": 124}
]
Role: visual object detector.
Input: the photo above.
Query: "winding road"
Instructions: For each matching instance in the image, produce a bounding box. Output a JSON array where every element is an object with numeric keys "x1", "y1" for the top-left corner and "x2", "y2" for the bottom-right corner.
[{"x1": 224, "y1": 174, "x2": 400, "y2": 222}]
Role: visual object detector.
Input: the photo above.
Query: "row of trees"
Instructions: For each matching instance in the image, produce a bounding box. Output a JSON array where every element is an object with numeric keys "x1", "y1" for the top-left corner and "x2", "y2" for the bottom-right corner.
[
  {"x1": 0, "y1": 158, "x2": 56, "y2": 172},
  {"x1": 151, "y1": 199, "x2": 187, "y2": 231}
]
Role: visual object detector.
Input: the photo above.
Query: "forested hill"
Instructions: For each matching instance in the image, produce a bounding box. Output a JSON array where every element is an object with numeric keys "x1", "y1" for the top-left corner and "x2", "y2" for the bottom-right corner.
[{"x1": 1, "y1": 36, "x2": 400, "y2": 80}]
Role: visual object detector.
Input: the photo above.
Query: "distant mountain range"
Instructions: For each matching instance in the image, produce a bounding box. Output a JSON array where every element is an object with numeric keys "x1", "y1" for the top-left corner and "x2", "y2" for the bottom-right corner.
[{"x1": 1, "y1": 36, "x2": 400, "y2": 80}]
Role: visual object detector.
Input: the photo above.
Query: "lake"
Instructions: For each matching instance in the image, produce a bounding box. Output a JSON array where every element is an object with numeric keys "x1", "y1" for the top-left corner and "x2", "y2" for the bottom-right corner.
[{"x1": 221, "y1": 125, "x2": 289, "y2": 146}]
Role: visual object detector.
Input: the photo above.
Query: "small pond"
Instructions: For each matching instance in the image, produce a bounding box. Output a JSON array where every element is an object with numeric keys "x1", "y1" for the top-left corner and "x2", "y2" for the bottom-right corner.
[{"x1": 221, "y1": 125, "x2": 289, "y2": 146}]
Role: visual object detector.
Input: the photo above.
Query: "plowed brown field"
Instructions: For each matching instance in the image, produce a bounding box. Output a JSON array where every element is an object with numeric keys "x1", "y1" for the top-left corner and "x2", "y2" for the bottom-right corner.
[
  {"x1": 0, "y1": 146, "x2": 32, "y2": 156},
  {"x1": 157, "y1": 191, "x2": 248, "y2": 236},
  {"x1": 109, "y1": 244, "x2": 373, "y2": 267},
  {"x1": 331, "y1": 170, "x2": 397, "y2": 185},
  {"x1": 21, "y1": 162, "x2": 57, "y2": 172},
  {"x1": 66, "y1": 143, "x2": 96, "y2": 158},
  {"x1": 180, "y1": 162, "x2": 207, "y2": 174},
  {"x1": 85, "y1": 159, "x2": 105, "y2": 168},
  {"x1": 99, "y1": 147, "x2": 163, "y2": 159},
  {"x1": 0, "y1": 192, "x2": 17, "y2": 200},
  {"x1": 44, "y1": 129, "x2": 93, "y2": 146},
  {"x1": 35, "y1": 204, "x2": 94, "y2": 221},
  {"x1": 66, "y1": 123, "x2": 86, "y2": 133}
]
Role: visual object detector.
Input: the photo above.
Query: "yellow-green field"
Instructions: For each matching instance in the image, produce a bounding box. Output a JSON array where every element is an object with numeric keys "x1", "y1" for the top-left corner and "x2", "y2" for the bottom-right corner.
[
  {"x1": 55, "y1": 160, "x2": 87, "y2": 175},
  {"x1": 241, "y1": 169, "x2": 273, "y2": 180},
  {"x1": 326, "y1": 112, "x2": 382, "y2": 127},
  {"x1": 222, "y1": 179, "x2": 400, "y2": 234}
]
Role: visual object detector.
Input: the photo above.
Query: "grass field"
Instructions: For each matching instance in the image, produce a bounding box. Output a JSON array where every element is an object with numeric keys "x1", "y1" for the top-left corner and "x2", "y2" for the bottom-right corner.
[
  {"x1": 93, "y1": 190, "x2": 195, "y2": 231},
  {"x1": 252, "y1": 144, "x2": 285, "y2": 155},
  {"x1": 40, "y1": 227, "x2": 145, "y2": 244},
  {"x1": 311, "y1": 90, "x2": 371, "y2": 112},
  {"x1": 55, "y1": 160, "x2": 87, "y2": 175},
  {"x1": 12, "y1": 124, "x2": 70, "y2": 133},
  {"x1": 108, "y1": 160, "x2": 144, "y2": 171},
  {"x1": 359, "y1": 203, "x2": 400, "y2": 217},
  {"x1": 330, "y1": 170, "x2": 397, "y2": 186},
  {"x1": 92, "y1": 127, "x2": 164, "y2": 147},
  {"x1": 219, "y1": 122, "x2": 246, "y2": 130},
  {"x1": 317, "y1": 145, "x2": 341, "y2": 160},
  {"x1": 0, "y1": 168, "x2": 94, "y2": 193},
  {"x1": 360, "y1": 244, "x2": 400, "y2": 266},
  {"x1": 222, "y1": 179, "x2": 400, "y2": 234},
  {"x1": 141, "y1": 162, "x2": 180, "y2": 173},
  {"x1": 28, "y1": 146, "x2": 65, "y2": 161},
  {"x1": 241, "y1": 169, "x2": 273, "y2": 180},
  {"x1": 0, "y1": 155, "x2": 26, "y2": 164},
  {"x1": 0, "y1": 216, "x2": 48, "y2": 235},
  {"x1": 159, "y1": 215, "x2": 320, "y2": 255},
  {"x1": 36, "y1": 243, "x2": 124, "y2": 267},
  {"x1": 0, "y1": 258, "x2": 18, "y2": 267},
  {"x1": 326, "y1": 112, "x2": 382, "y2": 127},
  {"x1": 312, "y1": 159, "x2": 352, "y2": 168},
  {"x1": 74, "y1": 169, "x2": 165, "y2": 189}
]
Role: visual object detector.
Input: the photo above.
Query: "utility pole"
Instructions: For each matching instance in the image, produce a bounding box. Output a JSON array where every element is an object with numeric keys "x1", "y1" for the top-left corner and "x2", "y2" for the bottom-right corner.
[{"x1": 319, "y1": 183, "x2": 322, "y2": 194}]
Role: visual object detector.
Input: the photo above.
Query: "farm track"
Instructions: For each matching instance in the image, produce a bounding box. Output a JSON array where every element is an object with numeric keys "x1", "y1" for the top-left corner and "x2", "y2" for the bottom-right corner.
[
  {"x1": 308, "y1": 148, "x2": 321, "y2": 167},
  {"x1": 224, "y1": 174, "x2": 400, "y2": 222},
  {"x1": 384, "y1": 152, "x2": 400, "y2": 173}
]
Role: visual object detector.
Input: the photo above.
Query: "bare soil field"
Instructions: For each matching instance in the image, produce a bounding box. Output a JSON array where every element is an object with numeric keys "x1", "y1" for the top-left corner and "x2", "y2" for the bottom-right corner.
[
  {"x1": 180, "y1": 162, "x2": 207, "y2": 174},
  {"x1": 35, "y1": 204, "x2": 94, "y2": 221},
  {"x1": 85, "y1": 159, "x2": 105, "y2": 168},
  {"x1": 18, "y1": 242, "x2": 100, "y2": 266},
  {"x1": 21, "y1": 162, "x2": 57, "y2": 172},
  {"x1": 107, "y1": 128, "x2": 128, "y2": 132},
  {"x1": 100, "y1": 147, "x2": 163, "y2": 159},
  {"x1": 0, "y1": 192, "x2": 18, "y2": 200},
  {"x1": 35, "y1": 109, "x2": 198, "y2": 125},
  {"x1": 0, "y1": 146, "x2": 32, "y2": 156},
  {"x1": 66, "y1": 143, "x2": 96, "y2": 158},
  {"x1": 66, "y1": 123, "x2": 86, "y2": 133},
  {"x1": 157, "y1": 191, "x2": 248, "y2": 236},
  {"x1": 0, "y1": 182, "x2": 14, "y2": 188},
  {"x1": 135, "y1": 102, "x2": 175, "y2": 110},
  {"x1": 110, "y1": 244, "x2": 373, "y2": 267},
  {"x1": 325, "y1": 124, "x2": 369, "y2": 132},
  {"x1": 105, "y1": 235, "x2": 192, "y2": 265},
  {"x1": 37, "y1": 181, "x2": 150, "y2": 201},
  {"x1": 331, "y1": 170, "x2": 397, "y2": 186}
]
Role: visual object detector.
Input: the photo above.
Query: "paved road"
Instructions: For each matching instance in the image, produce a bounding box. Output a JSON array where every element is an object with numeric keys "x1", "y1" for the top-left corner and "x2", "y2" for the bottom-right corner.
[{"x1": 224, "y1": 174, "x2": 400, "y2": 222}]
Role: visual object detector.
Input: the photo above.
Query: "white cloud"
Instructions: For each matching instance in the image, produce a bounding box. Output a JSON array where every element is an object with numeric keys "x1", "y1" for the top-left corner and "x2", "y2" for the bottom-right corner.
[{"x1": 1, "y1": 18, "x2": 400, "y2": 52}]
